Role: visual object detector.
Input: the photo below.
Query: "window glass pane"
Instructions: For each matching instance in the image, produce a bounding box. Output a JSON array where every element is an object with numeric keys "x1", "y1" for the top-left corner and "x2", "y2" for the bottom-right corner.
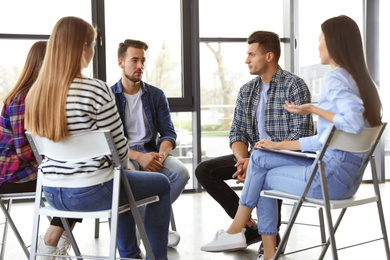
[
  {"x1": 298, "y1": 0, "x2": 364, "y2": 102},
  {"x1": 0, "y1": 40, "x2": 94, "y2": 105},
  {"x1": 199, "y1": 0, "x2": 285, "y2": 167},
  {"x1": 0, "y1": 40, "x2": 35, "y2": 104},
  {"x1": 200, "y1": 42, "x2": 254, "y2": 157},
  {"x1": 199, "y1": 0, "x2": 283, "y2": 38},
  {"x1": 104, "y1": 0, "x2": 182, "y2": 97},
  {"x1": 171, "y1": 112, "x2": 194, "y2": 189},
  {"x1": 0, "y1": 1, "x2": 91, "y2": 34},
  {"x1": 380, "y1": 0, "x2": 390, "y2": 179}
]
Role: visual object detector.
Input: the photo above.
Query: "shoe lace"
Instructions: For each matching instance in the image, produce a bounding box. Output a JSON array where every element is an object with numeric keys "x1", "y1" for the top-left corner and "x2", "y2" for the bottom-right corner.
[
  {"x1": 213, "y1": 229, "x2": 226, "y2": 240},
  {"x1": 57, "y1": 238, "x2": 72, "y2": 255},
  {"x1": 45, "y1": 247, "x2": 64, "y2": 260}
]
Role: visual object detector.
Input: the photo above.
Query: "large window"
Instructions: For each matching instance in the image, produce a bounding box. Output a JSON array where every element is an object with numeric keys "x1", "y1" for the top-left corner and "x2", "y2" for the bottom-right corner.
[
  {"x1": 380, "y1": 0, "x2": 390, "y2": 180},
  {"x1": 198, "y1": 0, "x2": 285, "y2": 165},
  {"x1": 104, "y1": 0, "x2": 182, "y2": 97},
  {"x1": 298, "y1": 0, "x2": 364, "y2": 102},
  {"x1": 0, "y1": 0, "x2": 92, "y2": 104}
]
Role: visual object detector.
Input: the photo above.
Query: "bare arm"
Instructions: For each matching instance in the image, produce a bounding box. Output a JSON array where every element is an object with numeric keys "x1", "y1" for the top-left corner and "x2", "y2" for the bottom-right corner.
[
  {"x1": 158, "y1": 140, "x2": 173, "y2": 163},
  {"x1": 284, "y1": 101, "x2": 335, "y2": 123},
  {"x1": 256, "y1": 139, "x2": 301, "y2": 151}
]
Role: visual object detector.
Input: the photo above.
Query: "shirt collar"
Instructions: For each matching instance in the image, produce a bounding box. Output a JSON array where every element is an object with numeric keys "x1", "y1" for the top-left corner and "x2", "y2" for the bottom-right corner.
[{"x1": 115, "y1": 79, "x2": 147, "y2": 95}]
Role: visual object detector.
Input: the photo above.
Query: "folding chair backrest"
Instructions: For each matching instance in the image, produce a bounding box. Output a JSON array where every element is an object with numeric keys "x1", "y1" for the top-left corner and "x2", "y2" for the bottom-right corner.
[
  {"x1": 26, "y1": 130, "x2": 120, "y2": 166},
  {"x1": 328, "y1": 124, "x2": 385, "y2": 153},
  {"x1": 26, "y1": 129, "x2": 158, "y2": 260}
]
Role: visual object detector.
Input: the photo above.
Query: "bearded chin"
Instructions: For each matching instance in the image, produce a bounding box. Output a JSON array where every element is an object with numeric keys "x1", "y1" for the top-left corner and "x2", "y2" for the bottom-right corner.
[{"x1": 124, "y1": 72, "x2": 140, "y2": 83}]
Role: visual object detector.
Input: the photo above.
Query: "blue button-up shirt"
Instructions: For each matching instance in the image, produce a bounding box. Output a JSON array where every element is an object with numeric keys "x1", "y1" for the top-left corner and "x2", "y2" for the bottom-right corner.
[
  {"x1": 111, "y1": 80, "x2": 177, "y2": 153},
  {"x1": 299, "y1": 66, "x2": 365, "y2": 152}
]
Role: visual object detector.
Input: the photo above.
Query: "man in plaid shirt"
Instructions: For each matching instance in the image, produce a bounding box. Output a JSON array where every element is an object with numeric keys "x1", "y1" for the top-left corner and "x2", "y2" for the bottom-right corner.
[{"x1": 196, "y1": 31, "x2": 314, "y2": 252}]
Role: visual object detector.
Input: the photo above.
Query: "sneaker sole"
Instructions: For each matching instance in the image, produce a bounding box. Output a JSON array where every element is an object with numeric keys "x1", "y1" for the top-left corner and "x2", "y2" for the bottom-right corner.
[{"x1": 201, "y1": 242, "x2": 247, "y2": 252}]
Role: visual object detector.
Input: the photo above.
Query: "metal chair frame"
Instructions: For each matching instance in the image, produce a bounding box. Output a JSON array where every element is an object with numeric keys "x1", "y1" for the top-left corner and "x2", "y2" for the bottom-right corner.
[
  {"x1": 26, "y1": 130, "x2": 160, "y2": 260},
  {"x1": 261, "y1": 123, "x2": 390, "y2": 259}
]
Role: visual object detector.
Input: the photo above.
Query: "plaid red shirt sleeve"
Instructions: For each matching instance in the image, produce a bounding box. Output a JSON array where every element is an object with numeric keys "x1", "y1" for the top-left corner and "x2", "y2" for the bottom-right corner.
[{"x1": 0, "y1": 92, "x2": 37, "y2": 185}]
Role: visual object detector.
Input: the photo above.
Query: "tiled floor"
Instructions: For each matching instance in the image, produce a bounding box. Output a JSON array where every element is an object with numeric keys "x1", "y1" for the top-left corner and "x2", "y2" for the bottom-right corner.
[{"x1": 3, "y1": 181, "x2": 390, "y2": 260}]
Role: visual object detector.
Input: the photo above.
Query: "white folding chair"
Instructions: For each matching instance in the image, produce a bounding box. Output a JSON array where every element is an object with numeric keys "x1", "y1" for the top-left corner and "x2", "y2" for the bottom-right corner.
[
  {"x1": 261, "y1": 123, "x2": 390, "y2": 259},
  {"x1": 26, "y1": 130, "x2": 160, "y2": 260}
]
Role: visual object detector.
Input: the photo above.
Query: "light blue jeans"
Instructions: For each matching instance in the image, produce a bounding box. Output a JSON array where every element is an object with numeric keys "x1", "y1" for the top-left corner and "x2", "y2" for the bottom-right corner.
[
  {"x1": 43, "y1": 170, "x2": 171, "y2": 260},
  {"x1": 129, "y1": 145, "x2": 190, "y2": 203},
  {"x1": 239, "y1": 148, "x2": 367, "y2": 236}
]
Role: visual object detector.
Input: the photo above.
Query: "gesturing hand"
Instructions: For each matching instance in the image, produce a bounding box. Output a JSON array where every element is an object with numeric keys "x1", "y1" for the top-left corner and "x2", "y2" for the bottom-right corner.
[{"x1": 283, "y1": 101, "x2": 313, "y2": 115}]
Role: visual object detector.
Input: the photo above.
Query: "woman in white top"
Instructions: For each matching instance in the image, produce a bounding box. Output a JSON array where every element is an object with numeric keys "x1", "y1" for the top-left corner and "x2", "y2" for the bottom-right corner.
[
  {"x1": 201, "y1": 15, "x2": 382, "y2": 260},
  {"x1": 25, "y1": 16, "x2": 170, "y2": 260}
]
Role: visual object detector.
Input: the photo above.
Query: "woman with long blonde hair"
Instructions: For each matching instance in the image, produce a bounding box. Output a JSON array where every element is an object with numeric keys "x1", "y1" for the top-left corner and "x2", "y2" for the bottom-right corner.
[
  {"x1": 25, "y1": 16, "x2": 170, "y2": 260},
  {"x1": 0, "y1": 40, "x2": 84, "y2": 258}
]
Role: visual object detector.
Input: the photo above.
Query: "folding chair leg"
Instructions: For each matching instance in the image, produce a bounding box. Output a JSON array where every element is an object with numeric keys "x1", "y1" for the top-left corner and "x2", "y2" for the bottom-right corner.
[
  {"x1": 29, "y1": 213, "x2": 40, "y2": 260},
  {"x1": 0, "y1": 200, "x2": 9, "y2": 260},
  {"x1": 319, "y1": 208, "x2": 347, "y2": 260},
  {"x1": 273, "y1": 202, "x2": 301, "y2": 259},
  {"x1": 318, "y1": 207, "x2": 326, "y2": 244},
  {"x1": 60, "y1": 218, "x2": 82, "y2": 259},
  {"x1": 0, "y1": 200, "x2": 29, "y2": 259},
  {"x1": 120, "y1": 171, "x2": 155, "y2": 260},
  {"x1": 94, "y1": 218, "x2": 100, "y2": 239},
  {"x1": 273, "y1": 161, "x2": 323, "y2": 259},
  {"x1": 319, "y1": 162, "x2": 338, "y2": 260},
  {"x1": 170, "y1": 209, "x2": 176, "y2": 232},
  {"x1": 0, "y1": 200, "x2": 10, "y2": 260},
  {"x1": 371, "y1": 157, "x2": 390, "y2": 259},
  {"x1": 376, "y1": 199, "x2": 390, "y2": 259}
]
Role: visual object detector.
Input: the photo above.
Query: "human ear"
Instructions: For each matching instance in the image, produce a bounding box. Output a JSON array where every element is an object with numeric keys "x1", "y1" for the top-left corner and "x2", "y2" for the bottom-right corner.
[
  {"x1": 266, "y1": 52, "x2": 274, "y2": 62},
  {"x1": 118, "y1": 58, "x2": 124, "y2": 69}
]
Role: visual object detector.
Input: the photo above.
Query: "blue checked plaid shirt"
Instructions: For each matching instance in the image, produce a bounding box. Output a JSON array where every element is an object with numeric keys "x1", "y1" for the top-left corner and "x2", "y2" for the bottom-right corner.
[{"x1": 229, "y1": 66, "x2": 314, "y2": 152}]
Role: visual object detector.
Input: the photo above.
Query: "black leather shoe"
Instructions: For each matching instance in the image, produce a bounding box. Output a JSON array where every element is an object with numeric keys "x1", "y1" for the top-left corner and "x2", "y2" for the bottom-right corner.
[
  {"x1": 257, "y1": 233, "x2": 281, "y2": 255},
  {"x1": 244, "y1": 225, "x2": 262, "y2": 245}
]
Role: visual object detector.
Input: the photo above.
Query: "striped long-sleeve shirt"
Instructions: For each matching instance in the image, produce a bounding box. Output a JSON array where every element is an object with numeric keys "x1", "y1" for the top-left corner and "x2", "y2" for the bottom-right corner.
[
  {"x1": 0, "y1": 91, "x2": 38, "y2": 186},
  {"x1": 40, "y1": 76, "x2": 129, "y2": 188}
]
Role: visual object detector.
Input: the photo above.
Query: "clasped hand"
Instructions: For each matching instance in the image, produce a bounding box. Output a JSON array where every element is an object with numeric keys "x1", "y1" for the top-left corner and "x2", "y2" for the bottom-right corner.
[
  {"x1": 139, "y1": 152, "x2": 164, "y2": 172},
  {"x1": 232, "y1": 158, "x2": 250, "y2": 184}
]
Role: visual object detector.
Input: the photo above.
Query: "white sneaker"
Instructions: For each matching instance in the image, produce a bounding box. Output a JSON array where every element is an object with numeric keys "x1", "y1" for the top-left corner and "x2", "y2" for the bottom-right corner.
[
  {"x1": 57, "y1": 236, "x2": 72, "y2": 258},
  {"x1": 200, "y1": 228, "x2": 247, "y2": 252},
  {"x1": 257, "y1": 254, "x2": 264, "y2": 260},
  {"x1": 37, "y1": 235, "x2": 62, "y2": 260},
  {"x1": 167, "y1": 230, "x2": 180, "y2": 247}
]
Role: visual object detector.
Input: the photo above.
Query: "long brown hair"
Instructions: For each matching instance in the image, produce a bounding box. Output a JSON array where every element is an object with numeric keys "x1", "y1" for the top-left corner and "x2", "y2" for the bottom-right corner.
[
  {"x1": 25, "y1": 17, "x2": 97, "y2": 141},
  {"x1": 3, "y1": 41, "x2": 47, "y2": 105},
  {"x1": 321, "y1": 15, "x2": 382, "y2": 126}
]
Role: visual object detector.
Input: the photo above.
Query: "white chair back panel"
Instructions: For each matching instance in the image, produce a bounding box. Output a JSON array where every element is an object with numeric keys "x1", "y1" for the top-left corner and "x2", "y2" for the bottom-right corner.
[
  {"x1": 31, "y1": 130, "x2": 111, "y2": 161},
  {"x1": 328, "y1": 125, "x2": 382, "y2": 153}
]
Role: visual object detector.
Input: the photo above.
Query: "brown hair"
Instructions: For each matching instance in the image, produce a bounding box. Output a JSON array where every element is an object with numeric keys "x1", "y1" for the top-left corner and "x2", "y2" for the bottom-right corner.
[
  {"x1": 247, "y1": 31, "x2": 281, "y2": 62},
  {"x1": 117, "y1": 39, "x2": 148, "y2": 59},
  {"x1": 321, "y1": 15, "x2": 382, "y2": 126},
  {"x1": 3, "y1": 41, "x2": 47, "y2": 105},
  {"x1": 25, "y1": 17, "x2": 97, "y2": 141}
]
